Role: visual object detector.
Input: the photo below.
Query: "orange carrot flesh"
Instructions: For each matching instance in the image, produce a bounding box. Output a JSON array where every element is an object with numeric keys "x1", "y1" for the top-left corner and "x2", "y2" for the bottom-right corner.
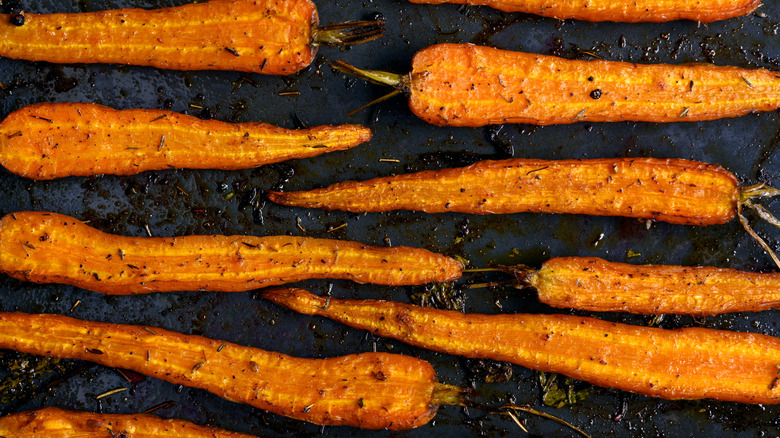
[
  {"x1": 0, "y1": 0, "x2": 317, "y2": 75},
  {"x1": 267, "y1": 157, "x2": 740, "y2": 226},
  {"x1": 0, "y1": 103, "x2": 371, "y2": 179},
  {"x1": 407, "y1": 0, "x2": 760, "y2": 22},
  {"x1": 0, "y1": 407, "x2": 255, "y2": 438},
  {"x1": 529, "y1": 257, "x2": 780, "y2": 316},
  {"x1": 0, "y1": 313, "x2": 460, "y2": 430},
  {"x1": 0, "y1": 212, "x2": 463, "y2": 294},
  {"x1": 264, "y1": 288, "x2": 780, "y2": 404},
  {"x1": 404, "y1": 44, "x2": 780, "y2": 127}
]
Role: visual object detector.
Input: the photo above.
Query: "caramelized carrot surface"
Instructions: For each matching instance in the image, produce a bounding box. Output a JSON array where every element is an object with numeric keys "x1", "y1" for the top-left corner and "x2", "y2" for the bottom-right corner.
[
  {"x1": 0, "y1": 407, "x2": 254, "y2": 438},
  {"x1": 0, "y1": 313, "x2": 463, "y2": 430},
  {"x1": 264, "y1": 288, "x2": 780, "y2": 404},
  {"x1": 0, "y1": 103, "x2": 371, "y2": 179},
  {"x1": 335, "y1": 43, "x2": 780, "y2": 127},
  {"x1": 408, "y1": 0, "x2": 760, "y2": 22},
  {"x1": 528, "y1": 257, "x2": 780, "y2": 315},
  {"x1": 268, "y1": 157, "x2": 740, "y2": 225},
  {"x1": 0, "y1": 212, "x2": 463, "y2": 294}
]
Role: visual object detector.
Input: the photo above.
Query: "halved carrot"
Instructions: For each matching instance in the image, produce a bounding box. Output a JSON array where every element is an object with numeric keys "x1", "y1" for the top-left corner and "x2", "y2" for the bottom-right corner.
[
  {"x1": 264, "y1": 287, "x2": 780, "y2": 404},
  {"x1": 490, "y1": 257, "x2": 780, "y2": 316},
  {"x1": 0, "y1": 212, "x2": 463, "y2": 294},
  {"x1": 408, "y1": 0, "x2": 760, "y2": 22},
  {"x1": 0, "y1": 103, "x2": 371, "y2": 179},
  {"x1": 0, "y1": 0, "x2": 384, "y2": 75},
  {"x1": 332, "y1": 43, "x2": 780, "y2": 127},
  {"x1": 0, "y1": 313, "x2": 468, "y2": 430},
  {"x1": 266, "y1": 157, "x2": 780, "y2": 266},
  {"x1": 0, "y1": 407, "x2": 255, "y2": 438}
]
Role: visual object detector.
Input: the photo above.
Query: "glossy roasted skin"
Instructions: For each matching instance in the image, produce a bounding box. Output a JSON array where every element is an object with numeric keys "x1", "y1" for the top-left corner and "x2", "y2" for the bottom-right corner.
[
  {"x1": 0, "y1": 313, "x2": 449, "y2": 430},
  {"x1": 0, "y1": 103, "x2": 371, "y2": 179},
  {"x1": 531, "y1": 257, "x2": 780, "y2": 315},
  {"x1": 0, "y1": 0, "x2": 317, "y2": 74},
  {"x1": 264, "y1": 288, "x2": 780, "y2": 404},
  {"x1": 267, "y1": 157, "x2": 740, "y2": 226},
  {"x1": 0, "y1": 212, "x2": 463, "y2": 294},
  {"x1": 408, "y1": 44, "x2": 780, "y2": 127},
  {"x1": 407, "y1": 0, "x2": 760, "y2": 22},
  {"x1": 0, "y1": 407, "x2": 254, "y2": 438}
]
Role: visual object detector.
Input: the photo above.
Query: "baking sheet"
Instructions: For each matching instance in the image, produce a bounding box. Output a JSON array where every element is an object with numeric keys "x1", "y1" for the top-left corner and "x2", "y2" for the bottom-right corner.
[{"x1": 1, "y1": 0, "x2": 780, "y2": 436}]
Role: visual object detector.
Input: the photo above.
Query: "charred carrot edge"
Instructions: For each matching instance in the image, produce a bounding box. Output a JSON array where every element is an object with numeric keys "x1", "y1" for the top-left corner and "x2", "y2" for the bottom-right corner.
[
  {"x1": 0, "y1": 0, "x2": 384, "y2": 75},
  {"x1": 0, "y1": 407, "x2": 255, "y2": 438},
  {"x1": 264, "y1": 288, "x2": 780, "y2": 404},
  {"x1": 0, "y1": 313, "x2": 468, "y2": 430},
  {"x1": 498, "y1": 257, "x2": 780, "y2": 316},
  {"x1": 266, "y1": 157, "x2": 780, "y2": 266},
  {"x1": 332, "y1": 43, "x2": 780, "y2": 127},
  {"x1": 407, "y1": 0, "x2": 760, "y2": 22},
  {"x1": 0, "y1": 103, "x2": 372, "y2": 179},
  {"x1": 0, "y1": 212, "x2": 463, "y2": 294}
]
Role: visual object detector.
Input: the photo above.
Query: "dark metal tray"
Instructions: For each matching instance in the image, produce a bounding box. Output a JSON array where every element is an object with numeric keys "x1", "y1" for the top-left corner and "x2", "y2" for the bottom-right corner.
[{"x1": 1, "y1": 0, "x2": 779, "y2": 436}]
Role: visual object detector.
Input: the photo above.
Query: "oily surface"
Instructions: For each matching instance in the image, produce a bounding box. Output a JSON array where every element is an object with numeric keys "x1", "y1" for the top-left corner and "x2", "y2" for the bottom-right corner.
[
  {"x1": 532, "y1": 257, "x2": 780, "y2": 315},
  {"x1": 408, "y1": 44, "x2": 780, "y2": 127},
  {"x1": 0, "y1": 211, "x2": 463, "y2": 294},
  {"x1": 264, "y1": 288, "x2": 780, "y2": 404},
  {"x1": 0, "y1": 407, "x2": 257, "y2": 437},
  {"x1": 268, "y1": 157, "x2": 740, "y2": 225},
  {"x1": 0, "y1": 313, "x2": 440, "y2": 430},
  {"x1": 0, "y1": 0, "x2": 317, "y2": 74},
  {"x1": 2, "y1": 0, "x2": 780, "y2": 436},
  {"x1": 0, "y1": 103, "x2": 371, "y2": 179}
]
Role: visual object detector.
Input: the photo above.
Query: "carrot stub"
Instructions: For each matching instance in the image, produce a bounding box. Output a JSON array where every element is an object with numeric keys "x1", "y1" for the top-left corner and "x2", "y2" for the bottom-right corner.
[
  {"x1": 407, "y1": 0, "x2": 761, "y2": 23},
  {"x1": 0, "y1": 313, "x2": 467, "y2": 430},
  {"x1": 264, "y1": 287, "x2": 780, "y2": 404},
  {"x1": 0, "y1": 407, "x2": 255, "y2": 438},
  {"x1": 0, "y1": 103, "x2": 372, "y2": 179},
  {"x1": 499, "y1": 257, "x2": 780, "y2": 316},
  {"x1": 332, "y1": 43, "x2": 780, "y2": 127},
  {"x1": 0, "y1": 212, "x2": 463, "y2": 294},
  {"x1": 0, "y1": 0, "x2": 384, "y2": 75}
]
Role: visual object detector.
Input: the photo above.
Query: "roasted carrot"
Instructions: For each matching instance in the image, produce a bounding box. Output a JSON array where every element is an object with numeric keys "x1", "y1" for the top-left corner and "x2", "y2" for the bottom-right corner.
[
  {"x1": 0, "y1": 103, "x2": 372, "y2": 179},
  {"x1": 0, "y1": 212, "x2": 463, "y2": 294},
  {"x1": 0, "y1": 0, "x2": 384, "y2": 75},
  {"x1": 0, "y1": 313, "x2": 468, "y2": 430},
  {"x1": 332, "y1": 43, "x2": 780, "y2": 127},
  {"x1": 408, "y1": 0, "x2": 760, "y2": 22},
  {"x1": 492, "y1": 257, "x2": 780, "y2": 316},
  {"x1": 264, "y1": 287, "x2": 780, "y2": 404},
  {"x1": 266, "y1": 157, "x2": 780, "y2": 266},
  {"x1": 0, "y1": 407, "x2": 255, "y2": 438}
]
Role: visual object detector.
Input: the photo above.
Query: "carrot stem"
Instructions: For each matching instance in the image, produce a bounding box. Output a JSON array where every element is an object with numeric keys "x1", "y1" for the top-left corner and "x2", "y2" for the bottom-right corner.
[
  {"x1": 312, "y1": 20, "x2": 385, "y2": 46},
  {"x1": 329, "y1": 60, "x2": 407, "y2": 88}
]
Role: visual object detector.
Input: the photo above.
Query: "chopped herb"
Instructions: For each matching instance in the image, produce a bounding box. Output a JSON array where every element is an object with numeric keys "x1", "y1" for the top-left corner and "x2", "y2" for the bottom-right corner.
[{"x1": 95, "y1": 387, "x2": 127, "y2": 400}]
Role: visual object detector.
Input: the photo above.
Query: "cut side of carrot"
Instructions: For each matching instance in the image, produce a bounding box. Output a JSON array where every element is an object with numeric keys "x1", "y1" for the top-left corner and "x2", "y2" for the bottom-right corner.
[
  {"x1": 264, "y1": 287, "x2": 780, "y2": 404},
  {"x1": 0, "y1": 212, "x2": 463, "y2": 294},
  {"x1": 0, "y1": 103, "x2": 371, "y2": 179},
  {"x1": 407, "y1": 0, "x2": 761, "y2": 22},
  {"x1": 0, "y1": 407, "x2": 255, "y2": 438},
  {"x1": 0, "y1": 312, "x2": 465, "y2": 430}
]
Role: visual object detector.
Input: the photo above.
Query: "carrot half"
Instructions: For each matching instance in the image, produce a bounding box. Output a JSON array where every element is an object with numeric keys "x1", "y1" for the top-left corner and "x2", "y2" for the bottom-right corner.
[
  {"x1": 263, "y1": 287, "x2": 780, "y2": 404},
  {"x1": 0, "y1": 313, "x2": 469, "y2": 430},
  {"x1": 482, "y1": 257, "x2": 780, "y2": 316},
  {"x1": 0, "y1": 103, "x2": 371, "y2": 179},
  {"x1": 0, "y1": 0, "x2": 384, "y2": 75},
  {"x1": 0, "y1": 407, "x2": 255, "y2": 438},
  {"x1": 0, "y1": 212, "x2": 463, "y2": 294},
  {"x1": 332, "y1": 43, "x2": 780, "y2": 127},
  {"x1": 266, "y1": 157, "x2": 780, "y2": 266},
  {"x1": 408, "y1": 0, "x2": 760, "y2": 22}
]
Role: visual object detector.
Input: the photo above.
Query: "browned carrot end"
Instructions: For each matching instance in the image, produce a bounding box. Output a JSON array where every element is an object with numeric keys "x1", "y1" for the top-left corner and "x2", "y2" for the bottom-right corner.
[
  {"x1": 0, "y1": 407, "x2": 254, "y2": 437},
  {"x1": 529, "y1": 257, "x2": 780, "y2": 315},
  {"x1": 0, "y1": 103, "x2": 372, "y2": 179}
]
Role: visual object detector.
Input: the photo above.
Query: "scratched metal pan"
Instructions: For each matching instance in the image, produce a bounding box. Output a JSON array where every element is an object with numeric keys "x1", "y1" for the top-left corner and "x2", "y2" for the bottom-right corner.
[{"x1": 1, "y1": 0, "x2": 780, "y2": 436}]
